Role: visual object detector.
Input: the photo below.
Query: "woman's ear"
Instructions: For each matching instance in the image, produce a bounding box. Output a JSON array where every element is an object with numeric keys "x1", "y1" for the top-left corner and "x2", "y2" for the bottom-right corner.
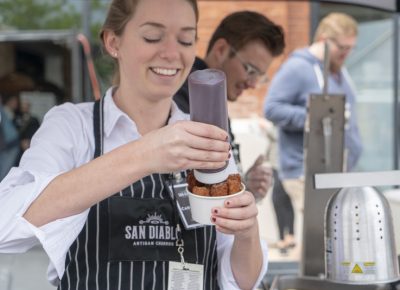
[{"x1": 103, "y1": 30, "x2": 120, "y2": 58}]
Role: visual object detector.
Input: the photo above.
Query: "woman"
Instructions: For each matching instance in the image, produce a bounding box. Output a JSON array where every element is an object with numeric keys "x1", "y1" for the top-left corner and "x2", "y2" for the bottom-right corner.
[{"x1": 0, "y1": 0, "x2": 267, "y2": 289}]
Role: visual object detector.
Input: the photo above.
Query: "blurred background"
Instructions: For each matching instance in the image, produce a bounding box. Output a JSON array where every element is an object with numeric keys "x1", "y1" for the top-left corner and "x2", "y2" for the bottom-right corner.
[
  {"x1": 0, "y1": 0, "x2": 400, "y2": 289},
  {"x1": 0, "y1": 0, "x2": 396, "y2": 172}
]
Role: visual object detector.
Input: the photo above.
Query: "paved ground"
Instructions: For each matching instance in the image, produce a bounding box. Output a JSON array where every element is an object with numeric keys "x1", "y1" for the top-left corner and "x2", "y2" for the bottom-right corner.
[{"x1": 0, "y1": 246, "x2": 55, "y2": 290}]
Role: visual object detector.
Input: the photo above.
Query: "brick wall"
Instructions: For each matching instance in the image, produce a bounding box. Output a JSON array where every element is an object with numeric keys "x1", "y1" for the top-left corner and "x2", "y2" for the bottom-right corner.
[{"x1": 197, "y1": 1, "x2": 311, "y2": 118}]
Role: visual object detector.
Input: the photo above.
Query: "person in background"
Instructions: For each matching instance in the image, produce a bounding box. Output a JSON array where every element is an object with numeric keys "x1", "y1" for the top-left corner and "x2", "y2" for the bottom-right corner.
[
  {"x1": 14, "y1": 99, "x2": 40, "y2": 162},
  {"x1": 0, "y1": 0, "x2": 268, "y2": 289},
  {"x1": 0, "y1": 98, "x2": 3, "y2": 150},
  {"x1": 174, "y1": 10, "x2": 285, "y2": 200},
  {"x1": 261, "y1": 120, "x2": 295, "y2": 254},
  {"x1": 264, "y1": 12, "x2": 362, "y2": 244},
  {"x1": 0, "y1": 93, "x2": 20, "y2": 180}
]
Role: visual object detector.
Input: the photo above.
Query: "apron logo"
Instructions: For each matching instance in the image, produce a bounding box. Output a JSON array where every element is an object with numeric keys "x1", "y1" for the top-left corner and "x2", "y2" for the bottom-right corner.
[
  {"x1": 139, "y1": 212, "x2": 169, "y2": 225},
  {"x1": 124, "y1": 211, "x2": 177, "y2": 247}
]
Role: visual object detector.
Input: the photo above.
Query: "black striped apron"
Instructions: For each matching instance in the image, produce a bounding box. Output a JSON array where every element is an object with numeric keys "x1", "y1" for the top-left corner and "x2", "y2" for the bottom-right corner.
[{"x1": 58, "y1": 98, "x2": 219, "y2": 290}]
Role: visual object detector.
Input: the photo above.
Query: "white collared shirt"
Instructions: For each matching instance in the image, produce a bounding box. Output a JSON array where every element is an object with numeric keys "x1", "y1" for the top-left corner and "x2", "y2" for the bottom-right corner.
[{"x1": 0, "y1": 88, "x2": 268, "y2": 289}]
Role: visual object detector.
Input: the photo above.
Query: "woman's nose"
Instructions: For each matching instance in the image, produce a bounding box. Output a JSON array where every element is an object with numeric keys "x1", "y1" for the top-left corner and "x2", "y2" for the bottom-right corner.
[{"x1": 159, "y1": 38, "x2": 180, "y2": 61}]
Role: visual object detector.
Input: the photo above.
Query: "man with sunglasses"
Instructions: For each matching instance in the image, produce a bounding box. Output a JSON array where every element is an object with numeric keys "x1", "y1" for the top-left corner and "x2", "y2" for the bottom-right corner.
[
  {"x1": 174, "y1": 11, "x2": 285, "y2": 200},
  {"x1": 264, "y1": 13, "x2": 362, "y2": 244}
]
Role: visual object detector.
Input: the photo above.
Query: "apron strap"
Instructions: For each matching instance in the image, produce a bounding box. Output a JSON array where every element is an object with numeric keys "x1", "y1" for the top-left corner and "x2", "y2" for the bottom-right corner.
[{"x1": 93, "y1": 97, "x2": 104, "y2": 158}]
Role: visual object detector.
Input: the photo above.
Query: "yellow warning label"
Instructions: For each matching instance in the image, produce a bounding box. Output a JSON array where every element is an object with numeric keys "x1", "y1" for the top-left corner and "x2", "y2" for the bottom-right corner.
[
  {"x1": 352, "y1": 264, "x2": 363, "y2": 274},
  {"x1": 363, "y1": 262, "x2": 375, "y2": 267}
]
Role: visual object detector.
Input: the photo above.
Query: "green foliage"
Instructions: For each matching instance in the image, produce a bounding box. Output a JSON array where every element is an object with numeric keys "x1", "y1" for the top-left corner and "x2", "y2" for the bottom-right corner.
[
  {"x1": 0, "y1": 0, "x2": 80, "y2": 30},
  {"x1": 0, "y1": 0, "x2": 113, "y2": 89}
]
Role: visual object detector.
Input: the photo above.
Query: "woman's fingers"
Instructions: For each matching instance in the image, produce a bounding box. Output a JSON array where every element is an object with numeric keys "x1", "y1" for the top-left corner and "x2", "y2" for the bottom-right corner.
[
  {"x1": 179, "y1": 122, "x2": 230, "y2": 152},
  {"x1": 181, "y1": 121, "x2": 228, "y2": 142},
  {"x1": 210, "y1": 191, "x2": 258, "y2": 235},
  {"x1": 214, "y1": 218, "x2": 256, "y2": 235},
  {"x1": 177, "y1": 145, "x2": 229, "y2": 162},
  {"x1": 186, "y1": 135, "x2": 230, "y2": 152},
  {"x1": 224, "y1": 191, "x2": 254, "y2": 209},
  {"x1": 212, "y1": 205, "x2": 258, "y2": 221},
  {"x1": 141, "y1": 121, "x2": 231, "y2": 173},
  {"x1": 166, "y1": 122, "x2": 230, "y2": 170},
  {"x1": 161, "y1": 136, "x2": 229, "y2": 170}
]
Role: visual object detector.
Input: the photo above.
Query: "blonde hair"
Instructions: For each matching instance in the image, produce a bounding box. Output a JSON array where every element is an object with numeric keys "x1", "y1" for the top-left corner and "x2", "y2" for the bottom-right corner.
[{"x1": 314, "y1": 13, "x2": 358, "y2": 42}]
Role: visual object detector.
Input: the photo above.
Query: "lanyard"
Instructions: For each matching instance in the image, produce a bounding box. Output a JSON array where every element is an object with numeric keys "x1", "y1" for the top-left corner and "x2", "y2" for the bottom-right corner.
[{"x1": 162, "y1": 173, "x2": 187, "y2": 268}]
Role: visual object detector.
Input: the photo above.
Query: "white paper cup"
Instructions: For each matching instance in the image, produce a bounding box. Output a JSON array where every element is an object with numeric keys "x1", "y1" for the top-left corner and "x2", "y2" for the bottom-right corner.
[{"x1": 187, "y1": 183, "x2": 246, "y2": 225}]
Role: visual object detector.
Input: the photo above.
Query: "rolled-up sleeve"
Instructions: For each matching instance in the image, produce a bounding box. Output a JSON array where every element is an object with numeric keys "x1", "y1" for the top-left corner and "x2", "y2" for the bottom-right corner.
[
  {"x1": 0, "y1": 167, "x2": 89, "y2": 281},
  {"x1": 217, "y1": 232, "x2": 268, "y2": 289},
  {"x1": 0, "y1": 168, "x2": 59, "y2": 252},
  {"x1": 0, "y1": 102, "x2": 94, "y2": 283}
]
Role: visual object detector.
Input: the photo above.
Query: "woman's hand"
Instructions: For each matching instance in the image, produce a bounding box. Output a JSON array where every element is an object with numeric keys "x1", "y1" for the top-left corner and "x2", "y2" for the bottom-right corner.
[
  {"x1": 138, "y1": 120, "x2": 230, "y2": 174},
  {"x1": 216, "y1": 190, "x2": 263, "y2": 290},
  {"x1": 211, "y1": 190, "x2": 259, "y2": 239}
]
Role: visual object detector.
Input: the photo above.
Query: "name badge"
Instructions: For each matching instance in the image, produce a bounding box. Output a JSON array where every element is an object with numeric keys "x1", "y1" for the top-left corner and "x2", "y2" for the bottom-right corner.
[
  {"x1": 168, "y1": 261, "x2": 204, "y2": 290},
  {"x1": 164, "y1": 177, "x2": 204, "y2": 230}
]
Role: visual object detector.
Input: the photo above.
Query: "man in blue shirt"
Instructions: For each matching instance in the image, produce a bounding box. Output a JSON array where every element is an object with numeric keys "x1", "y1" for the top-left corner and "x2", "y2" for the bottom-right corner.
[{"x1": 264, "y1": 13, "x2": 363, "y2": 241}]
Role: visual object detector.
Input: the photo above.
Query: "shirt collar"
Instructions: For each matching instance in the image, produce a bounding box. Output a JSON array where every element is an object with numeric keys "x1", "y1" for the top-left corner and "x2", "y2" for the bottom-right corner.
[
  {"x1": 103, "y1": 87, "x2": 129, "y2": 138},
  {"x1": 102, "y1": 87, "x2": 189, "y2": 137}
]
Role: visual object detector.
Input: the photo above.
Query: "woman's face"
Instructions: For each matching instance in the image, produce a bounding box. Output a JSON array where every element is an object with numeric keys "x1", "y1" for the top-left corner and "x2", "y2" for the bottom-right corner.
[{"x1": 115, "y1": 0, "x2": 197, "y2": 101}]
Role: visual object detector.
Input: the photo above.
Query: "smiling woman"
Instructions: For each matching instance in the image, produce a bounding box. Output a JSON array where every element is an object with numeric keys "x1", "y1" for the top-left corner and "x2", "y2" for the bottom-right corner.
[
  {"x1": 0, "y1": 0, "x2": 268, "y2": 289},
  {"x1": 101, "y1": 0, "x2": 197, "y2": 113},
  {"x1": 100, "y1": 0, "x2": 199, "y2": 90}
]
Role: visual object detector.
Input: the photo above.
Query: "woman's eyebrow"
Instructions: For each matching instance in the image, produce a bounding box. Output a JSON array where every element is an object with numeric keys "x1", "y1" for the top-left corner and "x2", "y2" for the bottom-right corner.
[
  {"x1": 140, "y1": 22, "x2": 196, "y2": 32},
  {"x1": 140, "y1": 22, "x2": 164, "y2": 29},
  {"x1": 181, "y1": 27, "x2": 196, "y2": 32}
]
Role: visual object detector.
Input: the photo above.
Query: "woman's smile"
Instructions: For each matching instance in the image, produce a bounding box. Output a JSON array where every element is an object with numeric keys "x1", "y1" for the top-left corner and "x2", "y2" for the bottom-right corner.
[{"x1": 150, "y1": 67, "x2": 180, "y2": 77}]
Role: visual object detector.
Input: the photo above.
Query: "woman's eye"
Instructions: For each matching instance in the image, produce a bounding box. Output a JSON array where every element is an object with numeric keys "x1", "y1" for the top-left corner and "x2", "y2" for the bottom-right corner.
[
  {"x1": 144, "y1": 37, "x2": 160, "y2": 43},
  {"x1": 178, "y1": 40, "x2": 193, "y2": 47}
]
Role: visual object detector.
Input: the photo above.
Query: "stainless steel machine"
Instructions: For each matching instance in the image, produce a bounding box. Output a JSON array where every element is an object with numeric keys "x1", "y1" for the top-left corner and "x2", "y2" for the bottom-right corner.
[
  {"x1": 325, "y1": 186, "x2": 399, "y2": 284},
  {"x1": 270, "y1": 95, "x2": 400, "y2": 290},
  {"x1": 302, "y1": 43, "x2": 346, "y2": 277},
  {"x1": 302, "y1": 90, "x2": 346, "y2": 277}
]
